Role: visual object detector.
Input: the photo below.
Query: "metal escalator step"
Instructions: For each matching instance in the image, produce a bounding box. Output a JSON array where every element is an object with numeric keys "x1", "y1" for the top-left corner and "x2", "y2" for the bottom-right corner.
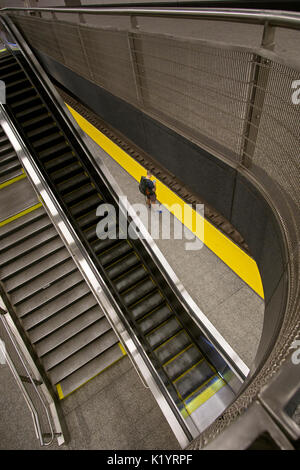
[
  {"x1": 154, "y1": 330, "x2": 192, "y2": 365},
  {"x1": 44, "y1": 152, "x2": 77, "y2": 173},
  {"x1": 0, "y1": 69, "x2": 24, "y2": 82},
  {"x1": 32, "y1": 133, "x2": 65, "y2": 152},
  {"x1": 163, "y1": 345, "x2": 203, "y2": 381},
  {"x1": 77, "y1": 210, "x2": 99, "y2": 230},
  {"x1": 38, "y1": 141, "x2": 69, "y2": 160},
  {"x1": 122, "y1": 277, "x2": 156, "y2": 307},
  {"x1": 11, "y1": 95, "x2": 41, "y2": 112},
  {"x1": 0, "y1": 236, "x2": 64, "y2": 280},
  {"x1": 91, "y1": 234, "x2": 119, "y2": 254},
  {"x1": 0, "y1": 215, "x2": 51, "y2": 254},
  {"x1": 22, "y1": 111, "x2": 51, "y2": 131},
  {"x1": 0, "y1": 150, "x2": 20, "y2": 167},
  {"x1": 173, "y1": 360, "x2": 215, "y2": 400},
  {"x1": 57, "y1": 172, "x2": 90, "y2": 196},
  {"x1": 0, "y1": 205, "x2": 45, "y2": 240},
  {"x1": 34, "y1": 304, "x2": 103, "y2": 357},
  {"x1": 0, "y1": 160, "x2": 22, "y2": 182},
  {"x1": 130, "y1": 290, "x2": 164, "y2": 321},
  {"x1": 48, "y1": 329, "x2": 118, "y2": 385},
  {"x1": 6, "y1": 85, "x2": 35, "y2": 100},
  {"x1": 4, "y1": 247, "x2": 70, "y2": 292},
  {"x1": 0, "y1": 142, "x2": 14, "y2": 155},
  {"x1": 138, "y1": 304, "x2": 173, "y2": 335},
  {"x1": 26, "y1": 120, "x2": 57, "y2": 140},
  {"x1": 146, "y1": 317, "x2": 182, "y2": 349},
  {"x1": 16, "y1": 270, "x2": 84, "y2": 318},
  {"x1": 29, "y1": 293, "x2": 98, "y2": 344},
  {"x1": 63, "y1": 183, "x2": 96, "y2": 206},
  {"x1": 99, "y1": 241, "x2": 132, "y2": 266},
  {"x1": 114, "y1": 265, "x2": 148, "y2": 293},
  {"x1": 22, "y1": 281, "x2": 91, "y2": 331},
  {"x1": 0, "y1": 226, "x2": 58, "y2": 266},
  {"x1": 69, "y1": 194, "x2": 101, "y2": 218},
  {"x1": 106, "y1": 252, "x2": 140, "y2": 280},
  {"x1": 57, "y1": 342, "x2": 123, "y2": 399},
  {"x1": 16, "y1": 104, "x2": 46, "y2": 120},
  {"x1": 11, "y1": 258, "x2": 77, "y2": 305},
  {"x1": 50, "y1": 161, "x2": 83, "y2": 184},
  {"x1": 5, "y1": 77, "x2": 29, "y2": 91}
]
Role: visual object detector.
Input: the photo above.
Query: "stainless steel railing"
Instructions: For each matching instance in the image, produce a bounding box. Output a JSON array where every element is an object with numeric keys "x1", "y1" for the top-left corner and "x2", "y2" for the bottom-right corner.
[{"x1": 0, "y1": 286, "x2": 65, "y2": 447}]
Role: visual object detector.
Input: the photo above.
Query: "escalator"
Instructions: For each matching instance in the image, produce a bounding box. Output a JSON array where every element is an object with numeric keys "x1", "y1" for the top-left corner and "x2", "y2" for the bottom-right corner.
[{"x1": 0, "y1": 46, "x2": 239, "y2": 430}]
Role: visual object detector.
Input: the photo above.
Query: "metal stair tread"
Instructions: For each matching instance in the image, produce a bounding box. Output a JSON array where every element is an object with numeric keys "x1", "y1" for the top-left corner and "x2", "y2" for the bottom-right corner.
[
  {"x1": 0, "y1": 205, "x2": 45, "y2": 240},
  {"x1": 34, "y1": 304, "x2": 103, "y2": 357},
  {"x1": 0, "y1": 236, "x2": 64, "y2": 280},
  {"x1": 146, "y1": 317, "x2": 182, "y2": 349},
  {"x1": 15, "y1": 270, "x2": 84, "y2": 318},
  {"x1": 163, "y1": 345, "x2": 203, "y2": 381},
  {"x1": 48, "y1": 329, "x2": 118, "y2": 385},
  {"x1": 57, "y1": 343, "x2": 124, "y2": 398},
  {"x1": 0, "y1": 167, "x2": 23, "y2": 184},
  {"x1": 154, "y1": 330, "x2": 192, "y2": 365},
  {"x1": 0, "y1": 225, "x2": 58, "y2": 266},
  {"x1": 138, "y1": 304, "x2": 173, "y2": 335},
  {"x1": 173, "y1": 360, "x2": 215, "y2": 400},
  {"x1": 41, "y1": 316, "x2": 110, "y2": 371},
  {"x1": 4, "y1": 246, "x2": 70, "y2": 292},
  {"x1": 22, "y1": 281, "x2": 91, "y2": 330},
  {"x1": 0, "y1": 215, "x2": 52, "y2": 253},
  {"x1": 11, "y1": 258, "x2": 77, "y2": 305},
  {"x1": 28, "y1": 293, "x2": 98, "y2": 344}
]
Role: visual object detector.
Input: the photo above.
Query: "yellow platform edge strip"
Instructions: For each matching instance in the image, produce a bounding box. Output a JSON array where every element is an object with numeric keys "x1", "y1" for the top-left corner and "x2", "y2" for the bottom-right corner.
[
  {"x1": 0, "y1": 172, "x2": 26, "y2": 190},
  {"x1": 0, "y1": 202, "x2": 42, "y2": 227},
  {"x1": 66, "y1": 105, "x2": 264, "y2": 299}
]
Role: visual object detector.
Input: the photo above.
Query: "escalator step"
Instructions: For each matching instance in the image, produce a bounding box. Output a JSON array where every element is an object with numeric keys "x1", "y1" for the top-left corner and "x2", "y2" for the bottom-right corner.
[
  {"x1": 99, "y1": 241, "x2": 132, "y2": 266},
  {"x1": 130, "y1": 290, "x2": 164, "y2": 321},
  {"x1": 114, "y1": 265, "x2": 147, "y2": 293},
  {"x1": 122, "y1": 277, "x2": 156, "y2": 307},
  {"x1": 63, "y1": 183, "x2": 95, "y2": 206},
  {"x1": 174, "y1": 360, "x2": 215, "y2": 400},
  {"x1": 146, "y1": 317, "x2": 182, "y2": 349},
  {"x1": 138, "y1": 304, "x2": 173, "y2": 335},
  {"x1": 163, "y1": 345, "x2": 203, "y2": 381},
  {"x1": 154, "y1": 330, "x2": 191, "y2": 365},
  {"x1": 106, "y1": 252, "x2": 140, "y2": 280},
  {"x1": 57, "y1": 172, "x2": 90, "y2": 196},
  {"x1": 70, "y1": 193, "x2": 101, "y2": 218}
]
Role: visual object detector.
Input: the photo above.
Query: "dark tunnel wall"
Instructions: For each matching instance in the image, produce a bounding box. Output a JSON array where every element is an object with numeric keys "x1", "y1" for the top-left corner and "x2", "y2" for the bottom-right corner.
[{"x1": 34, "y1": 49, "x2": 289, "y2": 369}]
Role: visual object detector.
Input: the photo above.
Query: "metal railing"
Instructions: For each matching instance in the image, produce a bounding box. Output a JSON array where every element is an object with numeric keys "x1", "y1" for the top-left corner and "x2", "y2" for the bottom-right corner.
[{"x1": 0, "y1": 288, "x2": 65, "y2": 447}]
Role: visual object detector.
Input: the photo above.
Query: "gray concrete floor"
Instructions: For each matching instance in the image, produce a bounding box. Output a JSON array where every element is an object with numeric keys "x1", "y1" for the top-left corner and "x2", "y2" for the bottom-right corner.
[{"x1": 0, "y1": 357, "x2": 180, "y2": 450}]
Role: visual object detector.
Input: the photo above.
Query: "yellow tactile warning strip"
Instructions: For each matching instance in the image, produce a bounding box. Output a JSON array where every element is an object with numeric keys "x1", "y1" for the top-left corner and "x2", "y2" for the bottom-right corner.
[
  {"x1": 0, "y1": 171, "x2": 26, "y2": 190},
  {"x1": 66, "y1": 105, "x2": 264, "y2": 299},
  {"x1": 56, "y1": 348, "x2": 126, "y2": 400},
  {"x1": 0, "y1": 202, "x2": 42, "y2": 227}
]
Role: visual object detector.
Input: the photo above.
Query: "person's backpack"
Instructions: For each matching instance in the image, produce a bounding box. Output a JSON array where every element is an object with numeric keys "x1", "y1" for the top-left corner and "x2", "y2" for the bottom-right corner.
[{"x1": 139, "y1": 176, "x2": 148, "y2": 195}]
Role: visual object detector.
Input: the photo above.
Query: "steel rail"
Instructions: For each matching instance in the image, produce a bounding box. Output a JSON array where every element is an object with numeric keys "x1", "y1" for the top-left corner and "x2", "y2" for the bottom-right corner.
[{"x1": 0, "y1": 7, "x2": 300, "y2": 29}]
